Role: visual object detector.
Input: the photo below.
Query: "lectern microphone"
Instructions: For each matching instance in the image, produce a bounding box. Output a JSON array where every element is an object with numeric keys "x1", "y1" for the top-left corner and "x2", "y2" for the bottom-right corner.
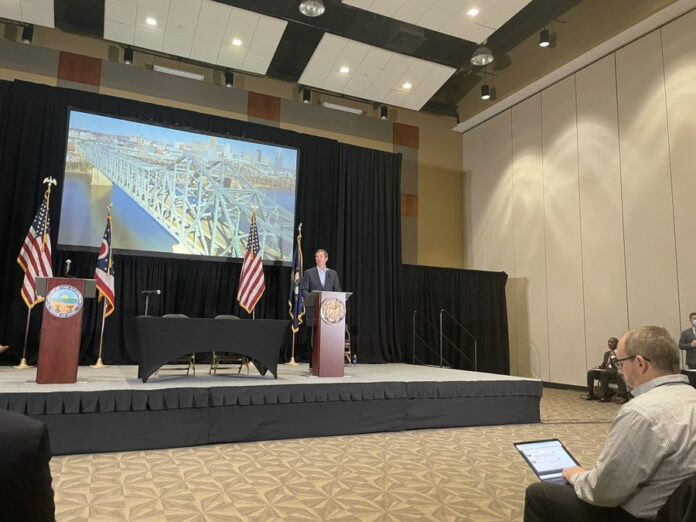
[
  {"x1": 141, "y1": 289, "x2": 161, "y2": 295},
  {"x1": 64, "y1": 259, "x2": 72, "y2": 277}
]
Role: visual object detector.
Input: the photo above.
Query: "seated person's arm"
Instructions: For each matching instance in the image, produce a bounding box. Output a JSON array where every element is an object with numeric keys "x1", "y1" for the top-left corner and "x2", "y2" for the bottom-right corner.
[{"x1": 567, "y1": 409, "x2": 662, "y2": 507}]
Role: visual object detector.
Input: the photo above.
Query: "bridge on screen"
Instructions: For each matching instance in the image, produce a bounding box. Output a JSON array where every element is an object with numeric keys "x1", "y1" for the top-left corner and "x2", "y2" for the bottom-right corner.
[{"x1": 76, "y1": 142, "x2": 293, "y2": 259}]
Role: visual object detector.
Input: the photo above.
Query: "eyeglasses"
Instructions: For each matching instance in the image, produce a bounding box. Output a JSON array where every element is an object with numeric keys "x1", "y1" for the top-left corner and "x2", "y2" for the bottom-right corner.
[{"x1": 612, "y1": 354, "x2": 651, "y2": 369}]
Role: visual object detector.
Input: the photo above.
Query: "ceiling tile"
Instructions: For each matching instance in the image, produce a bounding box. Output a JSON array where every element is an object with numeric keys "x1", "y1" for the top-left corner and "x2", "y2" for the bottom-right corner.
[
  {"x1": 194, "y1": 21, "x2": 225, "y2": 47},
  {"x1": 394, "y1": 2, "x2": 429, "y2": 25},
  {"x1": 134, "y1": 26, "x2": 165, "y2": 50},
  {"x1": 432, "y1": 0, "x2": 461, "y2": 16},
  {"x1": 242, "y1": 53, "x2": 270, "y2": 74},
  {"x1": 162, "y1": 33, "x2": 193, "y2": 57},
  {"x1": 0, "y1": 0, "x2": 22, "y2": 22},
  {"x1": 372, "y1": 0, "x2": 404, "y2": 18},
  {"x1": 198, "y1": 0, "x2": 230, "y2": 28},
  {"x1": 217, "y1": 47, "x2": 245, "y2": 69},
  {"x1": 20, "y1": 0, "x2": 54, "y2": 27},
  {"x1": 190, "y1": 40, "x2": 219, "y2": 63},
  {"x1": 135, "y1": 0, "x2": 169, "y2": 31},
  {"x1": 462, "y1": 23, "x2": 495, "y2": 43},
  {"x1": 166, "y1": 15, "x2": 197, "y2": 39},
  {"x1": 416, "y1": 8, "x2": 449, "y2": 31},
  {"x1": 105, "y1": 0, "x2": 137, "y2": 25},
  {"x1": 104, "y1": 20, "x2": 135, "y2": 44}
]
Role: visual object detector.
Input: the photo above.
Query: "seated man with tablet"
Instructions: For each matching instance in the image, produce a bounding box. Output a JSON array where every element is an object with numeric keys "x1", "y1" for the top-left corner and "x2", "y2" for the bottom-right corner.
[{"x1": 521, "y1": 326, "x2": 696, "y2": 522}]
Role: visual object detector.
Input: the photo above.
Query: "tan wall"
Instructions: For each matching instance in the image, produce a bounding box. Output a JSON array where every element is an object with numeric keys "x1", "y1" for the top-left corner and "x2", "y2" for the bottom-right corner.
[{"x1": 462, "y1": 9, "x2": 696, "y2": 385}]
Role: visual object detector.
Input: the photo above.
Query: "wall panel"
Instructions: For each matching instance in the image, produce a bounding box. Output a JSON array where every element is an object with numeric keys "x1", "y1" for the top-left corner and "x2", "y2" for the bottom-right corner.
[
  {"x1": 511, "y1": 94, "x2": 549, "y2": 380},
  {"x1": 662, "y1": 10, "x2": 696, "y2": 335},
  {"x1": 484, "y1": 111, "x2": 516, "y2": 374},
  {"x1": 616, "y1": 30, "x2": 679, "y2": 334},
  {"x1": 541, "y1": 76, "x2": 586, "y2": 385},
  {"x1": 462, "y1": 125, "x2": 487, "y2": 269},
  {"x1": 575, "y1": 55, "x2": 629, "y2": 366}
]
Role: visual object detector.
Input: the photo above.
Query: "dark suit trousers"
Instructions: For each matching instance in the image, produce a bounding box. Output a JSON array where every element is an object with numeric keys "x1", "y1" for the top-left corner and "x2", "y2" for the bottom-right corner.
[
  {"x1": 524, "y1": 482, "x2": 648, "y2": 522},
  {"x1": 586, "y1": 369, "x2": 626, "y2": 398}
]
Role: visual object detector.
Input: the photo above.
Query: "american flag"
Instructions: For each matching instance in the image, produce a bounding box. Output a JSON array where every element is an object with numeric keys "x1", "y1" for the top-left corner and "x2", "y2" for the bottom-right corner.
[
  {"x1": 95, "y1": 214, "x2": 115, "y2": 317},
  {"x1": 17, "y1": 189, "x2": 53, "y2": 308},
  {"x1": 237, "y1": 212, "x2": 265, "y2": 313},
  {"x1": 288, "y1": 224, "x2": 304, "y2": 333}
]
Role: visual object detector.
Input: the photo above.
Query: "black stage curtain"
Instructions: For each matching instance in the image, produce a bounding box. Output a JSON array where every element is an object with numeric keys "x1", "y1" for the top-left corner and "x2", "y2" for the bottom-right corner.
[
  {"x1": 0, "y1": 80, "x2": 402, "y2": 365},
  {"x1": 402, "y1": 265, "x2": 510, "y2": 375}
]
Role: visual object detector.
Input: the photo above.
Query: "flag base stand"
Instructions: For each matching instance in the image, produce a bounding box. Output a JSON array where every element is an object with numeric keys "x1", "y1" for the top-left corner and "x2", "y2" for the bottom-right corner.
[
  {"x1": 90, "y1": 357, "x2": 108, "y2": 369},
  {"x1": 14, "y1": 358, "x2": 33, "y2": 370},
  {"x1": 287, "y1": 356, "x2": 298, "y2": 366}
]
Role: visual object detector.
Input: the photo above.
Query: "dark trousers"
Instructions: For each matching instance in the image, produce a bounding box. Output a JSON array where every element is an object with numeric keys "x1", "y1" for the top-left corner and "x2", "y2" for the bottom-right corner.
[
  {"x1": 524, "y1": 482, "x2": 648, "y2": 522},
  {"x1": 586, "y1": 369, "x2": 627, "y2": 398}
]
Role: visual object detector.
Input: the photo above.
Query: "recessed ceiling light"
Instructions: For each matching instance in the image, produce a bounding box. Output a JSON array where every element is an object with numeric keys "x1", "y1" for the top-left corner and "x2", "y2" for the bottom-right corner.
[
  {"x1": 339, "y1": 66, "x2": 350, "y2": 74},
  {"x1": 467, "y1": 8, "x2": 479, "y2": 17},
  {"x1": 146, "y1": 17, "x2": 157, "y2": 26},
  {"x1": 232, "y1": 38, "x2": 242, "y2": 47},
  {"x1": 402, "y1": 82, "x2": 412, "y2": 90}
]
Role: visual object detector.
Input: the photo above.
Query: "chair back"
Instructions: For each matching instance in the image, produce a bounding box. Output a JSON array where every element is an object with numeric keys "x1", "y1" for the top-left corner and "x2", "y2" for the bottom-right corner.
[
  {"x1": 655, "y1": 475, "x2": 696, "y2": 522},
  {"x1": 215, "y1": 315, "x2": 240, "y2": 320},
  {"x1": 162, "y1": 314, "x2": 189, "y2": 319}
]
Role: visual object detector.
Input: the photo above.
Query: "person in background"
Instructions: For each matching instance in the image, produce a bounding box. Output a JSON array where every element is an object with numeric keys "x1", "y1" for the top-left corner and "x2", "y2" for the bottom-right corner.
[
  {"x1": 524, "y1": 325, "x2": 696, "y2": 522},
  {"x1": 584, "y1": 337, "x2": 627, "y2": 403},
  {"x1": 678, "y1": 312, "x2": 696, "y2": 370},
  {"x1": 0, "y1": 410, "x2": 55, "y2": 521}
]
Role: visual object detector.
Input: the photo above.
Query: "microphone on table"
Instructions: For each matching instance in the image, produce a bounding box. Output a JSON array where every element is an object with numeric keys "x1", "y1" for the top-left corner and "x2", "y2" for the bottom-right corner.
[
  {"x1": 141, "y1": 289, "x2": 162, "y2": 295},
  {"x1": 64, "y1": 259, "x2": 72, "y2": 277}
]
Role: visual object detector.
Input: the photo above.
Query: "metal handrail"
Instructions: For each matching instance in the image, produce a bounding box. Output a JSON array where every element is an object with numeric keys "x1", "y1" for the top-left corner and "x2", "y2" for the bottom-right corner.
[
  {"x1": 412, "y1": 310, "x2": 446, "y2": 366},
  {"x1": 439, "y1": 309, "x2": 478, "y2": 371}
]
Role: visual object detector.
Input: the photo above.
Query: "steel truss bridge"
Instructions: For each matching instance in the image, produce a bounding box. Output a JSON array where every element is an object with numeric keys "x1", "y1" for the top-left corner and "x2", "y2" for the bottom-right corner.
[{"x1": 77, "y1": 141, "x2": 294, "y2": 259}]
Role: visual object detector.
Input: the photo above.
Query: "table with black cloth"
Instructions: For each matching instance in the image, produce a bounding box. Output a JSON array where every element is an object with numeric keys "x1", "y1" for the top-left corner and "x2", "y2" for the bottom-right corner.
[{"x1": 135, "y1": 317, "x2": 290, "y2": 382}]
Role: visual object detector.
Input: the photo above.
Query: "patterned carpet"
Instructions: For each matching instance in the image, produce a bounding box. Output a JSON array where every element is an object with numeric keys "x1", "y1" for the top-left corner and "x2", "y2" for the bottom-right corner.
[{"x1": 50, "y1": 388, "x2": 619, "y2": 521}]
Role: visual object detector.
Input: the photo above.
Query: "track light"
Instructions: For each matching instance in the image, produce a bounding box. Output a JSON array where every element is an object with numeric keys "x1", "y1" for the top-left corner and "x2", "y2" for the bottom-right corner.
[
  {"x1": 481, "y1": 84, "x2": 491, "y2": 100},
  {"x1": 470, "y1": 45, "x2": 494, "y2": 66},
  {"x1": 539, "y1": 29, "x2": 550, "y2": 48},
  {"x1": 379, "y1": 106, "x2": 388, "y2": 120},
  {"x1": 299, "y1": 0, "x2": 325, "y2": 17},
  {"x1": 224, "y1": 71, "x2": 234, "y2": 88},
  {"x1": 302, "y1": 89, "x2": 311, "y2": 104},
  {"x1": 124, "y1": 47, "x2": 133, "y2": 64},
  {"x1": 21, "y1": 25, "x2": 34, "y2": 44}
]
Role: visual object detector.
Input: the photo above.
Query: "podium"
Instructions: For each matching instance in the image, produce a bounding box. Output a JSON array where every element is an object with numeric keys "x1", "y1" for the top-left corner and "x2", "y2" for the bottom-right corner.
[
  {"x1": 35, "y1": 277, "x2": 96, "y2": 384},
  {"x1": 306, "y1": 291, "x2": 352, "y2": 377}
]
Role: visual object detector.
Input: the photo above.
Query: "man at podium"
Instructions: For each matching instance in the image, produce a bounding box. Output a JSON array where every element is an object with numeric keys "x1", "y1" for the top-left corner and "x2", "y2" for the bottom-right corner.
[{"x1": 302, "y1": 249, "x2": 341, "y2": 363}]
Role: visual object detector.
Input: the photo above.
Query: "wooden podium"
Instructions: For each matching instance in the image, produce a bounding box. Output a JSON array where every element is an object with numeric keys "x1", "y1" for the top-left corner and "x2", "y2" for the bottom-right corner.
[
  {"x1": 35, "y1": 277, "x2": 96, "y2": 384},
  {"x1": 307, "y1": 291, "x2": 352, "y2": 377}
]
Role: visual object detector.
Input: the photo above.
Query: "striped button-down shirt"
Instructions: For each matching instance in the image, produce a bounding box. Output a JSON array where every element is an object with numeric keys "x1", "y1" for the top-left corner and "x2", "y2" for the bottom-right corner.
[{"x1": 570, "y1": 373, "x2": 696, "y2": 518}]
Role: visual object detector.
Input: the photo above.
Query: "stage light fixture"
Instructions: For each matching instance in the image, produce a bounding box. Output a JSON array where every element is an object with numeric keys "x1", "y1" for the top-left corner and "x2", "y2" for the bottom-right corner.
[
  {"x1": 481, "y1": 84, "x2": 491, "y2": 100},
  {"x1": 21, "y1": 25, "x2": 34, "y2": 44},
  {"x1": 224, "y1": 71, "x2": 234, "y2": 88},
  {"x1": 470, "y1": 45, "x2": 494, "y2": 66},
  {"x1": 299, "y1": 0, "x2": 325, "y2": 17},
  {"x1": 124, "y1": 47, "x2": 134, "y2": 64},
  {"x1": 379, "y1": 106, "x2": 388, "y2": 120},
  {"x1": 302, "y1": 89, "x2": 311, "y2": 104},
  {"x1": 539, "y1": 29, "x2": 550, "y2": 48}
]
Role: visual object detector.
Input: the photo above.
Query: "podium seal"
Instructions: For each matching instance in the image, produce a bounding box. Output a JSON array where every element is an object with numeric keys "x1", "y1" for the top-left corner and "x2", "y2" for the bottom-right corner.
[
  {"x1": 320, "y1": 297, "x2": 345, "y2": 324},
  {"x1": 46, "y1": 285, "x2": 83, "y2": 319}
]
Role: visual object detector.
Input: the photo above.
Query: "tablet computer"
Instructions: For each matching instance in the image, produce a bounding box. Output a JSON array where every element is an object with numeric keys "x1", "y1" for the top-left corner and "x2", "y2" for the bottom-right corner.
[{"x1": 514, "y1": 439, "x2": 580, "y2": 485}]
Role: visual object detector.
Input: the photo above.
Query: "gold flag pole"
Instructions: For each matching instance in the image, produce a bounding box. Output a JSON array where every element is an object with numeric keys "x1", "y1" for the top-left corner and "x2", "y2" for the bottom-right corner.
[
  {"x1": 14, "y1": 308, "x2": 33, "y2": 369},
  {"x1": 91, "y1": 303, "x2": 108, "y2": 368},
  {"x1": 289, "y1": 330, "x2": 298, "y2": 365},
  {"x1": 91, "y1": 204, "x2": 112, "y2": 369}
]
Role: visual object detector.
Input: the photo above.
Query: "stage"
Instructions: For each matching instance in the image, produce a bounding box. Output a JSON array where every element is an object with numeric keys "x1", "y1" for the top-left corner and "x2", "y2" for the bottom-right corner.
[{"x1": 0, "y1": 363, "x2": 542, "y2": 455}]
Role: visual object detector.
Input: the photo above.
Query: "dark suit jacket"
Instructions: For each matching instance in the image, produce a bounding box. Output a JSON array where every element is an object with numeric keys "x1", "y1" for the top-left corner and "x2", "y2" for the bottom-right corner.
[
  {"x1": 0, "y1": 411, "x2": 55, "y2": 521},
  {"x1": 679, "y1": 327, "x2": 696, "y2": 367},
  {"x1": 301, "y1": 266, "x2": 341, "y2": 327}
]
